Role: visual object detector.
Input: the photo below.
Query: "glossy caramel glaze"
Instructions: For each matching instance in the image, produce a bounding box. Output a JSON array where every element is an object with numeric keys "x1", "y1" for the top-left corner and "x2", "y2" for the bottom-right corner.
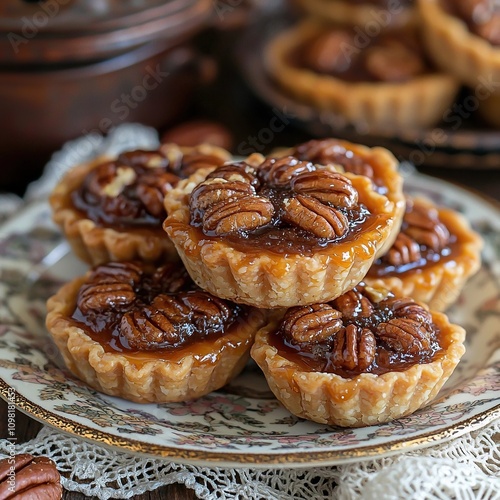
[
  {"x1": 368, "y1": 198, "x2": 458, "y2": 277},
  {"x1": 188, "y1": 157, "x2": 376, "y2": 255},
  {"x1": 72, "y1": 147, "x2": 226, "y2": 229},
  {"x1": 270, "y1": 285, "x2": 443, "y2": 378},
  {"x1": 69, "y1": 262, "x2": 246, "y2": 355}
]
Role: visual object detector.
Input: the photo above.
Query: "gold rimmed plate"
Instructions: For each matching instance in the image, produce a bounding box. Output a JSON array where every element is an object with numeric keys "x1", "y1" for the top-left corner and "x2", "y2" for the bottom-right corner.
[{"x1": 0, "y1": 173, "x2": 499, "y2": 467}]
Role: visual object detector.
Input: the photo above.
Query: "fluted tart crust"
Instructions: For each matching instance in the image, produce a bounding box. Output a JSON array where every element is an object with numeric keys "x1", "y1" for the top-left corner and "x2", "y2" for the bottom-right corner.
[
  {"x1": 50, "y1": 144, "x2": 231, "y2": 266},
  {"x1": 277, "y1": 138, "x2": 405, "y2": 254},
  {"x1": 365, "y1": 197, "x2": 483, "y2": 311},
  {"x1": 163, "y1": 152, "x2": 398, "y2": 308},
  {"x1": 46, "y1": 262, "x2": 266, "y2": 403},
  {"x1": 419, "y1": 0, "x2": 500, "y2": 88},
  {"x1": 266, "y1": 20, "x2": 459, "y2": 132},
  {"x1": 294, "y1": 0, "x2": 417, "y2": 28},
  {"x1": 251, "y1": 284, "x2": 466, "y2": 427}
]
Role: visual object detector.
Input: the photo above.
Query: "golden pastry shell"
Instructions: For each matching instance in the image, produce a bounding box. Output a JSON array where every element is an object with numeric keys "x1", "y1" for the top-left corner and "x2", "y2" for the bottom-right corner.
[
  {"x1": 365, "y1": 197, "x2": 483, "y2": 312},
  {"x1": 46, "y1": 275, "x2": 266, "y2": 404},
  {"x1": 265, "y1": 20, "x2": 460, "y2": 132},
  {"x1": 163, "y1": 154, "x2": 398, "y2": 309},
  {"x1": 419, "y1": 0, "x2": 500, "y2": 88},
  {"x1": 49, "y1": 145, "x2": 231, "y2": 266},
  {"x1": 251, "y1": 308, "x2": 466, "y2": 427}
]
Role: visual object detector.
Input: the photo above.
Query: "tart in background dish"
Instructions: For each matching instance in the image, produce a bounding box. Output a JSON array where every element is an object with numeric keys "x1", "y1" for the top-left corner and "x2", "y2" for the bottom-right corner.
[
  {"x1": 163, "y1": 151, "x2": 398, "y2": 308},
  {"x1": 265, "y1": 20, "x2": 460, "y2": 132},
  {"x1": 365, "y1": 197, "x2": 483, "y2": 311},
  {"x1": 278, "y1": 138, "x2": 405, "y2": 255},
  {"x1": 46, "y1": 262, "x2": 266, "y2": 403},
  {"x1": 251, "y1": 284, "x2": 466, "y2": 427},
  {"x1": 50, "y1": 144, "x2": 231, "y2": 266},
  {"x1": 419, "y1": 0, "x2": 500, "y2": 88},
  {"x1": 292, "y1": 0, "x2": 416, "y2": 28}
]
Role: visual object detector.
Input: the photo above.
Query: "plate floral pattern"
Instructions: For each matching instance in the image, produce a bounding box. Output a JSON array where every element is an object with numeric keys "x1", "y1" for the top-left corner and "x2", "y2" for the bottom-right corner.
[{"x1": 0, "y1": 174, "x2": 499, "y2": 467}]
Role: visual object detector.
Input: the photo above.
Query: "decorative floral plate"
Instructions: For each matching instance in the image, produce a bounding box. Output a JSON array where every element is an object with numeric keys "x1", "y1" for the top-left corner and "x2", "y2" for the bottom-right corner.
[{"x1": 0, "y1": 173, "x2": 498, "y2": 468}]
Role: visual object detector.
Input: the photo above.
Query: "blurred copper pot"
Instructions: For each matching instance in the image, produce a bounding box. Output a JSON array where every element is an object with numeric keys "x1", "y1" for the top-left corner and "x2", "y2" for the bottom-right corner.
[{"x1": 0, "y1": 0, "x2": 213, "y2": 191}]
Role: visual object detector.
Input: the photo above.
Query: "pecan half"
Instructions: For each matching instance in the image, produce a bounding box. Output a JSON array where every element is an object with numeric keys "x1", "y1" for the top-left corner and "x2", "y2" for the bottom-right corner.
[
  {"x1": 291, "y1": 171, "x2": 358, "y2": 208},
  {"x1": 202, "y1": 195, "x2": 274, "y2": 235},
  {"x1": 77, "y1": 262, "x2": 142, "y2": 314},
  {"x1": 331, "y1": 324, "x2": 376, "y2": 371},
  {"x1": 377, "y1": 318, "x2": 431, "y2": 355},
  {"x1": 383, "y1": 297, "x2": 433, "y2": 325},
  {"x1": 365, "y1": 41, "x2": 425, "y2": 82},
  {"x1": 332, "y1": 288, "x2": 374, "y2": 319},
  {"x1": 281, "y1": 304, "x2": 343, "y2": 344},
  {"x1": 78, "y1": 282, "x2": 136, "y2": 314},
  {"x1": 206, "y1": 162, "x2": 258, "y2": 186},
  {"x1": 385, "y1": 232, "x2": 422, "y2": 266},
  {"x1": 178, "y1": 153, "x2": 227, "y2": 177},
  {"x1": 120, "y1": 292, "x2": 234, "y2": 349},
  {"x1": 283, "y1": 195, "x2": 349, "y2": 238},
  {"x1": 118, "y1": 150, "x2": 169, "y2": 169},
  {"x1": 304, "y1": 30, "x2": 354, "y2": 74},
  {"x1": 136, "y1": 170, "x2": 179, "y2": 218},
  {"x1": 0, "y1": 454, "x2": 62, "y2": 500},
  {"x1": 151, "y1": 265, "x2": 192, "y2": 294},
  {"x1": 293, "y1": 139, "x2": 375, "y2": 179},
  {"x1": 404, "y1": 202, "x2": 450, "y2": 252},
  {"x1": 259, "y1": 156, "x2": 315, "y2": 186},
  {"x1": 190, "y1": 178, "x2": 255, "y2": 212}
]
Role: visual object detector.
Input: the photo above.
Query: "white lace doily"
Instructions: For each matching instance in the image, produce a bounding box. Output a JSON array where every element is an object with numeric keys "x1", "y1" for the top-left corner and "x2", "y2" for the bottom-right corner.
[
  {"x1": 0, "y1": 124, "x2": 498, "y2": 499},
  {"x1": 0, "y1": 420, "x2": 498, "y2": 499}
]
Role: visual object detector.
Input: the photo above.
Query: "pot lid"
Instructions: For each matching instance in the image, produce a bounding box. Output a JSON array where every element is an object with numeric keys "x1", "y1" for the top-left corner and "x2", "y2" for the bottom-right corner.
[{"x1": 0, "y1": 0, "x2": 212, "y2": 64}]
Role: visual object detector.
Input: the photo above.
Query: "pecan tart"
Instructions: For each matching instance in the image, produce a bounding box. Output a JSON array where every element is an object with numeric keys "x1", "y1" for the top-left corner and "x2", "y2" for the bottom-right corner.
[
  {"x1": 163, "y1": 153, "x2": 397, "y2": 308},
  {"x1": 277, "y1": 138, "x2": 405, "y2": 254},
  {"x1": 251, "y1": 284, "x2": 466, "y2": 427},
  {"x1": 293, "y1": 0, "x2": 416, "y2": 27},
  {"x1": 46, "y1": 262, "x2": 265, "y2": 403},
  {"x1": 265, "y1": 20, "x2": 459, "y2": 132},
  {"x1": 50, "y1": 144, "x2": 231, "y2": 265},
  {"x1": 419, "y1": 0, "x2": 500, "y2": 88},
  {"x1": 365, "y1": 197, "x2": 482, "y2": 311}
]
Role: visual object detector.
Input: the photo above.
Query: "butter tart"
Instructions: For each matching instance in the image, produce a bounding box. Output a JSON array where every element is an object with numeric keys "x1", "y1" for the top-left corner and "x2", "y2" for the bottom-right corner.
[
  {"x1": 50, "y1": 144, "x2": 231, "y2": 266},
  {"x1": 365, "y1": 197, "x2": 483, "y2": 311},
  {"x1": 419, "y1": 0, "x2": 500, "y2": 88},
  {"x1": 266, "y1": 20, "x2": 459, "y2": 132},
  {"x1": 163, "y1": 152, "x2": 398, "y2": 308},
  {"x1": 251, "y1": 284, "x2": 466, "y2": 427},
  {"x1": 293, "y1": 0, "x2": 417, "y2": 28},
  {"x1": 46, "y1": 262, "x2": 265, "y2": 403},
  {"x1": 277, "y1": 138, "x2": 405, "y2": 254}
]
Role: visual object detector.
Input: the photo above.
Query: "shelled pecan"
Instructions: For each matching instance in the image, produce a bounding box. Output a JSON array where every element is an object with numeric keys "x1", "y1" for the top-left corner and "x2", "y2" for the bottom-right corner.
[
  {"x1": 190, "y1": 157, "x2": 364, "y2": 240},
  {"x1": 0, "y1": 454, "x2": 62, "y2": 499}
]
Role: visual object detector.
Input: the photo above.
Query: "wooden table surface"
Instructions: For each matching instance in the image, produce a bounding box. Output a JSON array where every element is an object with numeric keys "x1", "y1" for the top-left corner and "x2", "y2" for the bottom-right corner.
[{"x1": 1, "y1": 26, "x2": 500, "y2": 499}]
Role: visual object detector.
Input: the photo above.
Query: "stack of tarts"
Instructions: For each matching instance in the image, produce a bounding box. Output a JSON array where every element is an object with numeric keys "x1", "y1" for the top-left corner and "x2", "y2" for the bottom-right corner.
[{"x1": 46, "y1": 138, "x2": 482, "y2": 427}]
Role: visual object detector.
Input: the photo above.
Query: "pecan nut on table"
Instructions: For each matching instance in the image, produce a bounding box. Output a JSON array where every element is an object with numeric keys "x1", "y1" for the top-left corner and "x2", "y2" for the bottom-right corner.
[{"x1": 0, "y1": 453, "x2": 62, "y2": 499}]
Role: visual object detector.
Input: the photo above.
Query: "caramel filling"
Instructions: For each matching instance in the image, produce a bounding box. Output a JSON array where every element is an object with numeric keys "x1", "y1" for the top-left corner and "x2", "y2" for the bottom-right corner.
[
  {"x1": 72, "y1": 146, "x2": 226, "y2": 229},
  {"x1": 188, "y1": 157, "x2": 373, "y2": 255},
  {"x1": 271, "y1": 285, "x2": 442, "y2": 378},
  {"x1": 441, "y1": 0, "x2": 500, "y2": 45},
  {"x1": 70, "y1": 262, "x2": 245, "y2": 356},
  {"x1": 293, "y1": 28, "x2": 429, "y2": 83},
  {"x1": 368, "y1": 198, "x2": 457, "y2": 277}
]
